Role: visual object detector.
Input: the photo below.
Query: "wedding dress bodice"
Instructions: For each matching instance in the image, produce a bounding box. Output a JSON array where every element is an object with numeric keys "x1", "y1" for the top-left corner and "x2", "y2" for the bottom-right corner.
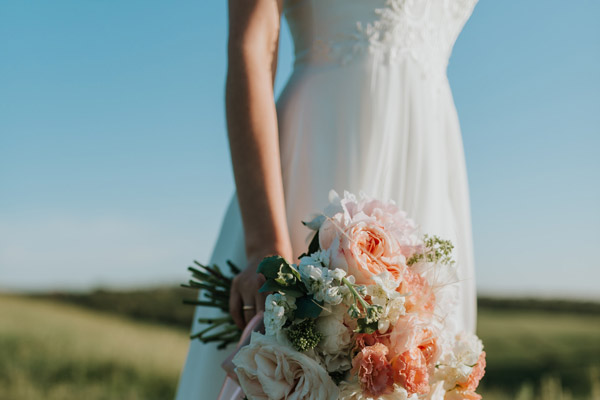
[{"x1": 285, "y1": 0, "x2": 477, "y2": 78}]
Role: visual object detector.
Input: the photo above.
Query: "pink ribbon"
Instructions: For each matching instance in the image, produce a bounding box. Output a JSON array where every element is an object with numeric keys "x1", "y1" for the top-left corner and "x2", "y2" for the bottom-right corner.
[{"x1": 217, "y1": 312, "x2": 265, "y2": 400}]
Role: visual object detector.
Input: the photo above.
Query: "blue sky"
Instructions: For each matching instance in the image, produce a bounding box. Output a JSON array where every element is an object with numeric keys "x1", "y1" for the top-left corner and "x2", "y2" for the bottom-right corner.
[{"x1": 1, "y1": 1, "x2": 598, "y2": 298}]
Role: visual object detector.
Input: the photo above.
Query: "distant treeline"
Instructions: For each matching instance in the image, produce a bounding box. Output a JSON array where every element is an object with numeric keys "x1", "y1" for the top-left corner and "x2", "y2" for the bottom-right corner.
[
  {"x1": 31, "y1": 287, "x2": 600, "y2": 331},
  {"x1": 478, "y1": 296, "x2": 600, "y2": 315},
  {"x1": 33, "y1": 286, "x2": 197, "y2": 330}
]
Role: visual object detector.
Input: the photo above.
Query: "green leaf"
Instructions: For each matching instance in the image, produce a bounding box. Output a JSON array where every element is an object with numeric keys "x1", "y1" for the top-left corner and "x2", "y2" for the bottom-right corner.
[
  {"x1": 282, "y1": 286, "x2": 306, "y2": 298},
  {"x1": 355, "y1": 318, "x2": 378, "y2": 334},
  {"x1": 259, "y1": 279, "x2": 305, "y2": 298},
  {"x1": 257, "y1": 256, "x2": 289, "y2": 280},
  {"x1": 307, "y1": 231, "x2": 320, "y2": 255},
  {"x1": 294, "y1": 295, "x2": 323, "y2": 319},
  {"x1": 259, "y1": 280, "x2": 286, "y2": 293}
]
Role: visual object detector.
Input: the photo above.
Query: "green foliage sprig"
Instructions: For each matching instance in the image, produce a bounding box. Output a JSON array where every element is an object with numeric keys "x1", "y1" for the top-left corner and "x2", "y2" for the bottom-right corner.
[
  {"x1": 342, "y1": 277, "x2": 383, "y2": 334},
  {"x1": 257, "y1": 256, "x2": 324, "y2": 320},
  {"x1": 407, "y1": 235, "x2": 455, "y2": 266},
  {"x1": 182, "y1": 261, "x2": 242, "y2": 349}
]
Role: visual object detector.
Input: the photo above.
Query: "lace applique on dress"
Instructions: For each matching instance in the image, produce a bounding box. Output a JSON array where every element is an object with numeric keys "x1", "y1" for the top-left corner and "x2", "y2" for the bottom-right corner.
[{"x1": 298, "y1": 0, "x2": 477, "y2": 80}]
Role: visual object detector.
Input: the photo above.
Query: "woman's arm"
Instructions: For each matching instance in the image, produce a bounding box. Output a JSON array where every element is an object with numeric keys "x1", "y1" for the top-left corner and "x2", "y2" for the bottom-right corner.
[{"x1": 226, "y1": 0, "x2": 292, "y2": 329}]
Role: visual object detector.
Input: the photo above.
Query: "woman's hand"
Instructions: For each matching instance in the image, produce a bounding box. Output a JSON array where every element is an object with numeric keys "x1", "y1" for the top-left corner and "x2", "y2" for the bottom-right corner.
[
  {"x1": 229, "y1": 256, "x2": 266, "y2": 329},
  {"x1": 229, "y1": 246, "x2": 292, "y2": 329}
]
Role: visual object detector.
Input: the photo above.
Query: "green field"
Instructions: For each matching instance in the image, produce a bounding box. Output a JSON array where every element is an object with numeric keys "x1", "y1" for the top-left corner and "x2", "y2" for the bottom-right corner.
[
  {"x1": 1, "y1": 290, "x2": 599, "y2": 399},
  {"x1": 0, "y1": 294, "x2": 189, "y2": 400}
]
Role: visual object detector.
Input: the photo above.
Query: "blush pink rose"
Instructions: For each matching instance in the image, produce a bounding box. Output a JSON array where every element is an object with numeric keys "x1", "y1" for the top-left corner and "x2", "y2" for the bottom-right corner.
[
  {"x1": 351, "y1": 343, "x2": 395, "y2": 397},
  {"x1": 391, "y1": 347, "x2": 430, "y2": 395},
  {"x1": 459, "y1": 351, "x2": 486, "y2": 391}
]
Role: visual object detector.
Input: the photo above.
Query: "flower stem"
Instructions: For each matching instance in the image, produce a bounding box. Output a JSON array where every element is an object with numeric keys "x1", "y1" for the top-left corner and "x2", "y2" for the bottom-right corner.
[{"x1": 342, "y1": 277, "x2": 370, "y2": 314}]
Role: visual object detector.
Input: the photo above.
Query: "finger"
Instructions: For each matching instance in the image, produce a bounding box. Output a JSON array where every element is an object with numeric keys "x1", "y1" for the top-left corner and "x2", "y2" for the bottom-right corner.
[
  {"x1": 242, "y1": 293, "x2": 257, "y2": 326},
  {"x1": 256, "y1": 291, "x2": 266, "y2": 314},
  {"x1": 229, "y1": 281, "x2": 244, "y2": 329}
]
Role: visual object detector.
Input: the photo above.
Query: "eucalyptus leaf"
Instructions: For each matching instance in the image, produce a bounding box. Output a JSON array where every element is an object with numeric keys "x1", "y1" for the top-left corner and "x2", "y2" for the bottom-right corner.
[{"x1": 294, "y1": 295, "x2": 323, "y2": 319}]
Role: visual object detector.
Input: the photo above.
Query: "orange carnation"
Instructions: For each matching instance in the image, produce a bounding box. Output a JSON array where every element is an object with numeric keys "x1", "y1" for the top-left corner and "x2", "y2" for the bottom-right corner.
[{"x1": 391, "y1": 347, "x2": 430, "y2": 395}]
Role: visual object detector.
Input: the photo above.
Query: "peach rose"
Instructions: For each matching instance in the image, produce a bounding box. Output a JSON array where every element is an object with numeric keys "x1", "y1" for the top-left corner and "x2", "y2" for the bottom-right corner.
[
  {"x1": 352, "y1": 343, "x2": 395, "y2": 397},
  {"x1": 317, "y1": 192, "x2": 424, "y2": 285},
  {"x1": 458, "y1": 351, "x2": 486, "y2": 391},
  {"x1": 233, "y1": 332, "x2": 339, "y2": 400},
  {"x1": 320, "y1": 217, "x2": 406, "y2": 285},
  {"x1": 391, "y1": 347, "x2": 430, "y2": 395}
]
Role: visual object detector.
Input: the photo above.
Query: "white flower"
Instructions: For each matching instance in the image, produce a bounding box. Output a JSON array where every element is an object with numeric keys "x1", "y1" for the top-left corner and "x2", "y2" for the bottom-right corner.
[
  {"x1": 338, "y1": 381, "x2": 418, "y2": 400},
  {"x1": 263, "y1": 293, "x2": 296, "y2": 336},
  {"x1": 312, "y1": 249, "x2": 333, "y2": 268},
  {"x1": 435, "y1": 332, "x2": 484, "y2": 390},
  {"x1": 330, "y1": 267, "x2": 347, "y2": 281},
  {"x1": 423, "y1": 381, "x2": 446, "y2": 400},
  {"x1": 367, "y1": 271, "x2": 400, "y2": 309},
  {"x1": 298, "y1": 261, "x2": 346, "y2": 305},
  {"x1": 366, "y1": 271, "x2": 406, "y2": 333},
  {"x1": 299, "y1": 261, "x2": 325, "y2": 282},
  {"x1": 377, "y1": 296, "x2": 406, "y2": 333},
  {"x1": 315, "y1": 306, "x2": 353, "y2": 372},
  {"x1": 298, "y1": 249, "x2": 334, "y2": 271},
  {"x1": 233, "y1": 332, "x2": 339, "y2": 400}
]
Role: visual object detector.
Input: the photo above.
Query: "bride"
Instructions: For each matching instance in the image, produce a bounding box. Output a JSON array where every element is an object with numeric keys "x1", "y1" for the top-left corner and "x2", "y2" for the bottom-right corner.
[{"x1": 177, "y1": 0, "x2": 478, "y2": 398}]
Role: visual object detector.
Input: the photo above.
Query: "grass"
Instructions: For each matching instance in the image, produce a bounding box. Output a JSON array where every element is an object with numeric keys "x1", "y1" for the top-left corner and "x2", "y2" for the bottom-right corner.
[
  {"x1": 477, "y1": 309, "x2": 600, "y2": 399},
  {"x1": 0, "y1": 294, "x2": 189, "y2": 400},
  {"x1": 2, "y1": 288, "x2": 600, "y2": 399}
]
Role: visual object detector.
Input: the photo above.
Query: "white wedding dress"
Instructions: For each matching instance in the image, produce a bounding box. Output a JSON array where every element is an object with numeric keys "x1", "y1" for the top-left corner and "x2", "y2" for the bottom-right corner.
[{"x1": 176, "y1": 0, "x2": 478, "y2": 398}]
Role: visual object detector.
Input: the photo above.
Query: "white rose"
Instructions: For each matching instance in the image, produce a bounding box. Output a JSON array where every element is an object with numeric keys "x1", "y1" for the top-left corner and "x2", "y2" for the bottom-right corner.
[
  {"x1": 233, "y1": 332, "x2": 339, "y2": 400},
  {"x1": 316, "y1": 308, "x2": 352, "y2": 355}
]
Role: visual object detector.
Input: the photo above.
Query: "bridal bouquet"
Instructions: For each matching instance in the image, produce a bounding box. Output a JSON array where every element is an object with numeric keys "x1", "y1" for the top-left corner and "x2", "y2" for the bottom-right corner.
[{"x1": 186, "y1": 191, "x2": 485, "y2": 400}]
